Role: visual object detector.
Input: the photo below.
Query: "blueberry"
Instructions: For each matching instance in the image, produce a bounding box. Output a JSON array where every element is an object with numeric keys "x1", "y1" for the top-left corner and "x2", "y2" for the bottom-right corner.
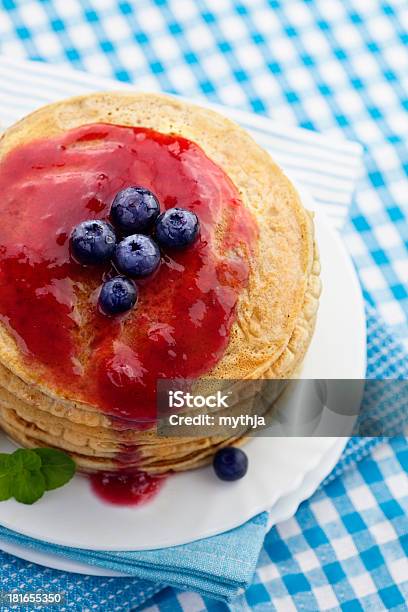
[
  {"x1": 70, "y1": 220, "x2": 116, "y2": 265},
  {"x1": 155, "y1": 207, "x2": 199, "y2": 249},
  {"x1": 213, "y1": 447, "x2": 248, "y2": 481},
  {"x1": 99, "y1": 276, "x2": 138, "y2": 315},
  {"x1": 111, "y1": 186, "x2": 160, "y2": 235},
  {"x1": 114, "y1": 234, "x2": 160, "y2": 278}
]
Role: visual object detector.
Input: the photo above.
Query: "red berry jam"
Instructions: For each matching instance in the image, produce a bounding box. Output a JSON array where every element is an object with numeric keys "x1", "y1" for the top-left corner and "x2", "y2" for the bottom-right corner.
[
  {"x1": 0, "y1": 124, "x2": 257, "y2": 423},
  {"x1": 90, "y1": 471, "x2": 166, "y2": 506}
]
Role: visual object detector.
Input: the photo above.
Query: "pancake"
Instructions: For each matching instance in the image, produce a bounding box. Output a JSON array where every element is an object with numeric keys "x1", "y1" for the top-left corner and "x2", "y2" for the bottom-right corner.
[
  {"x1": 0, "y1": 405, "x2": 249, "y2": 474},
  {"x1": 0, "y1": 92, "x2": 321, "y2": 474}
]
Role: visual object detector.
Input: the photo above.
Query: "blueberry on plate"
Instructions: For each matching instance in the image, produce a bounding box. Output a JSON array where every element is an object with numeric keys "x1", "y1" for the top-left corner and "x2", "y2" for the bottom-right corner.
[
  {"x1": 155, "y1": 207, "x2": 199, "y2": 249},
  {"x1": 114, "y1": 234, "x2": 160, "y2": 278},
  {"x1": 111, "y1": 186, "x2": 160, "y2": 235},
  {"x1": 99, "y1": 276, "x2": 138, "y2": 315},
  {"x1": 213, "y1": 447, "x2": 248, "y2": 481},
  {"x1": 70, "y1": 220, "x2": 116, "y2": 265}
]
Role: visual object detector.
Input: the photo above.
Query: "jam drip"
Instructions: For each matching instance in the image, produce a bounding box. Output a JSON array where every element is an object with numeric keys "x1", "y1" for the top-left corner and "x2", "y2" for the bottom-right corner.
[
  {"x1": 90, "y1": 471, "x2": 166, "y2": 506},
  {"x1": 0, "y1": 123, "x2": 257, "y2": 423}
]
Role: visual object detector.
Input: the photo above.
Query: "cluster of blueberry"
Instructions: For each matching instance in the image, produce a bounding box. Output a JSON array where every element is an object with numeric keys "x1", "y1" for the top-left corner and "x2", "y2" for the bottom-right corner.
[
  {"x1": 69, "y1": 186, "x2": 200, "y2": 315},
  {"x1": 70, "y1": 187, "x2": 248, "y2": 479}
]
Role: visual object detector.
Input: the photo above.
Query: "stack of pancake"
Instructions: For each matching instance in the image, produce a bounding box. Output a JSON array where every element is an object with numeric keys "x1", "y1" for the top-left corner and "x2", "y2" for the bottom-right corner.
[{"x1": 0, "y1": 93, "x2": 320, "y2": 474}]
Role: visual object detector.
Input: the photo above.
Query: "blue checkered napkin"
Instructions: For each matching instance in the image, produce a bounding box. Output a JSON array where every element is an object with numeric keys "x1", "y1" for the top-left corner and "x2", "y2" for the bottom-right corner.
[
  {"x1": 325, "y1": 302, "x2": 408, "y2": 484},
  {"x1": 0, "y1": 304, "x2": 406, "y2": 610},
  {"x1": 0, "y1": 515, "x2": 269, "y2": 603},
  {"x1": 354, "y1": 304, "x2": 408, "y2": 438}
]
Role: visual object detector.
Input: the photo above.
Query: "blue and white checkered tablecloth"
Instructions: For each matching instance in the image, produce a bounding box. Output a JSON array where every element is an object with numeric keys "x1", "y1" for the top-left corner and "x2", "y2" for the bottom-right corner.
[
  {"x1": 145, "y1": 439, "x2": 408, "y2": 612},
  {"x1": 0, "y1": 1, "x2": 407, "y2": 611}
]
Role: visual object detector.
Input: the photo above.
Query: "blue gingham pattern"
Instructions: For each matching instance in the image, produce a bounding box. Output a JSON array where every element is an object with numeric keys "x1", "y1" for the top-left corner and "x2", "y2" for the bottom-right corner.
[
  {"x1": 145, "y1": 439, "x2": 408, "y2": 612},
  {"x1": 0, "y1": 1, "x2": 407, "y2": 611},
  {"x1": 240, "y1": 438, "x2": 408, "y2": 612},
  {"x1": 0, "y1": 0, "x2": 407, "y2": 347}
]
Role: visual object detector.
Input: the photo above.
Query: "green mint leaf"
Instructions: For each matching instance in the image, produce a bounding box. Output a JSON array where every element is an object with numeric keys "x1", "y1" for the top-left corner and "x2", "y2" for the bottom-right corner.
[
  {"x1": 12, "y1": 469, "x2": 45, "y2": 505},
  {"x1": 0, "y1": 454, "x2": 13, "y2": 501},
  {"x1": 33, "y1": 448, "x2": 76, "y2": 491},
  {"x1": 0, "y1": 453, "x2": 14, "y2": 473},
  {"x1": 0, "y1": 447, "x2": 76, "y2": 504},
  {"x1": 10, "y1": 448, "x2": 42, "y2": 472}
]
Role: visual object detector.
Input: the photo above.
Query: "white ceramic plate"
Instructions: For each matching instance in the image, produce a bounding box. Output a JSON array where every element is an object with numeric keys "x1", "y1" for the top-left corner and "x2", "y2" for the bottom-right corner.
[
  {"x1": 0, "y1": 203, "x2": 366, "y2": 552},
  {"x1": 0, "y1": 437, "x2": 347, "y2": 576}
]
